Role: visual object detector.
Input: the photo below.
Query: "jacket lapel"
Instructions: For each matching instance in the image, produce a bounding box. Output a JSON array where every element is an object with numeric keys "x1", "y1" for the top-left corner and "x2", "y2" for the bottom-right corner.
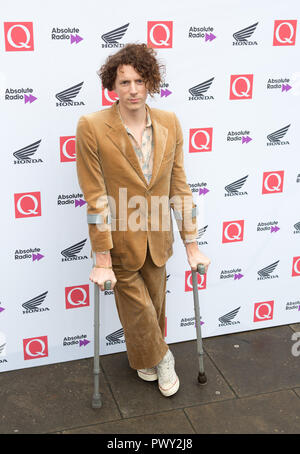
[{"x1": 105, "y1": 101, "x2": 168, "y2": 188}]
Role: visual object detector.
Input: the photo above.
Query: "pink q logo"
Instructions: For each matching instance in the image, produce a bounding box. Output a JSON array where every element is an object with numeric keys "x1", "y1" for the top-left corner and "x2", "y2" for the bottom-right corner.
[
  {"x1": 230, "y1": 75, "x2": 253, "y2": 100},
  {"x1": 60, "y1": 136, "x2": 76, "y2": 162},
  {"x1": 253, "y1": 301, "x2": 274, "y2": 322},
  {"x1": 292, "y1": 257, "x2": 300, "y2": 277},
  {"x1": 14, "y1": 192, "x2": 42, "y2": 218},
  {"x1": 102, "y1": 87, "x2": 119, "y2": 106},
  {"x1": 4, "y1": 22, "x2": 34, "y2": 51},
  {"x1": 189, "y1": 128, "x2": 213, "y2": 153},
  {"x1": 23, "y1": 336, "x2": 48, "y2": 360},
  {"x1": 262, "y1": 171, "x2": 284, "y2": 194},
  {"x1": 273, "y1": 20, "x2": 297, "y2": 46},
  {"x1": 222, "y1": 220, "x2": 244, "y2": 243},
  {"x1": 65, "y1": 285, "x2": 90, "y2": 309},
  {"x1": 147, "y1": 21, "x2": 173, "y2": 48},
  {"x1": 185, "y1": 270, "x2": 206, "y2": 292}
]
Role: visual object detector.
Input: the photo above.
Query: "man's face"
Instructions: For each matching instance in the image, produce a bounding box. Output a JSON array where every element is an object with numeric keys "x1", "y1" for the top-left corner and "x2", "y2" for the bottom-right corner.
[{"x1": 113, "y1": 64, "x2": 148, "y2": 113}]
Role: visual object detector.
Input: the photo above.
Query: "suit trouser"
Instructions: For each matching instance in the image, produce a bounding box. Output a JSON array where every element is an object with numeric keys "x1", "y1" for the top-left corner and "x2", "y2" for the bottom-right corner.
[{"x1": 112, "y1": 241, "x2": 169, "y2": 370}]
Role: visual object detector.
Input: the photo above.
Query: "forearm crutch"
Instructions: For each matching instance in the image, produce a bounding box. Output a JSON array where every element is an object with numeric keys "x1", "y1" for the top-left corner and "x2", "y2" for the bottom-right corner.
[
  {"x1": 192, "y1": 263, "x2": 207, "y2": 385},
  {"x1": 92, "y1": 254, "x2": 112, "y2": 409}
]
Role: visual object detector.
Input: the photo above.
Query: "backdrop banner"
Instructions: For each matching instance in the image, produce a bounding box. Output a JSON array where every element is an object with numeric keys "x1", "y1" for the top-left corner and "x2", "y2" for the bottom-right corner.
[{"x1": 1, "y1": 0, "x2": 299, "y2": 372}]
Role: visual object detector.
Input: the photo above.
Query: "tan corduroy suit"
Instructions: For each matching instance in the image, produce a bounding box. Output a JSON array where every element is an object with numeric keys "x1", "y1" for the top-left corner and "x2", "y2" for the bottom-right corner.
[{"x1": 76, "y1": 100, "x2": 198, "y2": 369}]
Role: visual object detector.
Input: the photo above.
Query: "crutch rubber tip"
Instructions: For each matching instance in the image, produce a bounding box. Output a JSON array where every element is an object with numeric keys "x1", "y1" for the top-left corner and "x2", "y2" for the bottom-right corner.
[
  {"x1": 92, "y1": 397, "x2": 102, "y2": 409},
  {"x1": 198, "y1": 372, "x2": 207, "y2": 385}
]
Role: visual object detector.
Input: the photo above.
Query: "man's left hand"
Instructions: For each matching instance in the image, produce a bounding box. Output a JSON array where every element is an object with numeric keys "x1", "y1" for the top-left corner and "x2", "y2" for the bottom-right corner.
[{"x1": 185, "y1": 241, "x2": 211, "y2": 273}]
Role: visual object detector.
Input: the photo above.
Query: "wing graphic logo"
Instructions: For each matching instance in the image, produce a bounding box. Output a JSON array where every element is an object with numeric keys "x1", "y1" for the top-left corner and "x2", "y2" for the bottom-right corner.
[
  {"x1": 55, "y1": 82, "x2": 84, "y2": 104},
  {"x1": 267, "y1": 124, "x2": 290, "y2": 143},
  {"x1": 101, "y1": 23, "x2": 129, "y2": 44},
  {"x1": 225, "y1": 175, "x2": 248, "y2": 194},
  {"x1": 61, "y1": 239, "x2": 87, "y2": 259},
  {"x1": 188, "y1": 77, "x2": 214, "y2": 99},
  {"x1": 233, "y1": 22, "x2": 258, "y2": 42},
  {"x1": 218, "y1": 307, "x2": 240, "y2": 325}
]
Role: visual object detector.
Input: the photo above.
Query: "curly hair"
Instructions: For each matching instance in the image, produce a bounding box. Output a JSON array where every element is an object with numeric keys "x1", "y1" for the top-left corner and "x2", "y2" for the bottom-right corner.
[{"x1": 98, "y1": 43, "x2": 164, "y2": 96}]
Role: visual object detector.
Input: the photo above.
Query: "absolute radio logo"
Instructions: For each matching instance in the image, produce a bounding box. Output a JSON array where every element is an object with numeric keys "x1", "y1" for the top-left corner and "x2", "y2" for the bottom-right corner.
[
  {"x1": 253, "y1": 301, "x2": 274, "y2": 322},
  {"x1": 21, "y1": 291, "x2": 49, "y2": 314},
  {"x1": 224, "y1": 175, "x2": 248, "y2": 197},
  {"x1": 4, "y1": 22, "x2": 34, "y2": 51},
  {"x1": 188, "y1": 77, "x2": 214, "y2": 101},
  {"x1": 60, "y1": 136, "x2": 76, "y2": 162},
  {"x1": 262, "y1": 171, "x2": 284, "y2": 194},
  {"x1": 189, "y1": 128, "x2": 213, "y2": 152},
  {"x1": 257, "y1": 260, "x2": 279, "y2": 280},
  {"x1": 61, "y1": 239, "x2": 88, "y2": 262},
  {"x1": 15, "y1": 247, "x2": 44, "y2": 262},
  {"x1": 185, "y1": 270, "x2": 206, "y2": 291},
  {"x1": 232, "y1": 22, "x2": 258, "y2": 46},
  {"x1": 55, "y1": 82, "x2": 84, "y2": 107},
  {"x1": 101, "y1": 23, "x2": 129, "y2": 48},
  {"x1": 188, "y1": 25, "x2": 216, "y2": 42},
  {"x1": 227, "y1": 129, "x2": 252, "y2": 144},
  {"x1": 222, "y1": 220, "x2": 244, "y2": 243},
  {"x1": 57, "y1": 192, "x2": 85, "y2": 207},
  {"x1": 51, "y1": 27, "x2": 83, "y2": 44},
  {"x1": 23, "y1": 336, "x2": 49, "y2": 360},
  {"x1": 5, "y1": 87, "x2": 37, "y2": 104},
  {"x1": 257, "y1": 220, "x2": 280, "y2": 233},
  {"x1": 147, "y1": 21, "x2": 173, "y2": 48},
  {"x1": 267, "y1": 124, "x2": 290, "y2": 146},
  {"x1": 267, "y1": 77, "x2": 292, "y2": 93},
  {"x1": 13, "y1": 140, "x2": 43, "y2": 165},
  {"x1": 63, "y1": 334, "x2": 90, "y2": 348},
  {"x1": 273, "y1": 20, "x2": 297, "y2": 46},
  {"x1": 286, "y1": 299, "x2": 300, "y2": 312},
  {"x1": 229, "y1": 75, "x2": 253, "y2": 100},
  {"x1": 220, "y1": 268, "x2": 243, "y2": 281},
  {"x1": 189, "y1": 181, "x2": 209, "y2": 195},
  {"x1": 14, "y1": 192, "x2": 42, "y2": 218},
  {"x1": 65, "y1": 285, "x2": 90, "y2": 309}
]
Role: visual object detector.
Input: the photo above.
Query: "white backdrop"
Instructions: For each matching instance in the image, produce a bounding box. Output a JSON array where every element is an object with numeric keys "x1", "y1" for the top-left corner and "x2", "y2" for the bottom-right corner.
[{"x1": 1, "y1": 0, "x2": 299, "y2": 372}]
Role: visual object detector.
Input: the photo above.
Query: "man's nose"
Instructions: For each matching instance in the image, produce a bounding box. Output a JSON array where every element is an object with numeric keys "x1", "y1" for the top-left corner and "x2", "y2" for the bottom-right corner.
[{"x1": 129, "y1": 82, "x2": 138, "y2": 93}]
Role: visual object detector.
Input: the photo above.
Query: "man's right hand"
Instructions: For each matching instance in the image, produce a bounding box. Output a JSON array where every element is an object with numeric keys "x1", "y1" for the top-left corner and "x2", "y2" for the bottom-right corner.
[
  {"x1": 89, "y1": 250, "x2": 117, "y2": 291},
  {"x1": 89, "y1": 266, "x2": 117, "y2": 291}
]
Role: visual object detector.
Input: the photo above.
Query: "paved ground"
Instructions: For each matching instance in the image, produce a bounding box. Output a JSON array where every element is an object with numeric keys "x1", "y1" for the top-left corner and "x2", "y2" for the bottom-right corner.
[{"x1": 1, "y1": 323, "x2": 300, "y2": 434}]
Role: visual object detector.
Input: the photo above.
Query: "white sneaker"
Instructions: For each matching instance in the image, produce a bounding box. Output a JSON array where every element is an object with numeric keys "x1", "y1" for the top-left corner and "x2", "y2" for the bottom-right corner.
[
  {"x1": 156, "y1": 349, "x2": 180, "y2": 397},
  {"x1": 137, "y1": 367, "x2": 158, "y2": 381}
]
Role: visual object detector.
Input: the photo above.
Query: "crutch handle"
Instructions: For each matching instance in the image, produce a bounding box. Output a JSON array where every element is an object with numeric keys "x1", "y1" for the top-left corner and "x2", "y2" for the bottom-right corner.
[
  {"x1": 104, "y1": 280, "x2": 112, "y2": 290},
  {"x1": 197, "y1": 263, "x2": 206, "y2": 275}
]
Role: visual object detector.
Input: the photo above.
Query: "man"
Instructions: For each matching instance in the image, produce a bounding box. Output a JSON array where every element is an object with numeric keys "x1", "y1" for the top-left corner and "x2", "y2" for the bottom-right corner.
[{"x1": 76, "y1": 43, "x2": 210, "y2": 397}]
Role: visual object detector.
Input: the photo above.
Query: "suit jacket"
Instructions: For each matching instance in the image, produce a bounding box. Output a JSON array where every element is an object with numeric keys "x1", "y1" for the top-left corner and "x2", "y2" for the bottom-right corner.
[{"x1": 76, "y1": 101, "x2": 198, "y2": 270}]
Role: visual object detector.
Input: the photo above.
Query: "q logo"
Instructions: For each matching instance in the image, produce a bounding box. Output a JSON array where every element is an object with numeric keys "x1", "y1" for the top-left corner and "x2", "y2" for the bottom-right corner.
[
  {"x1": 147, "y1": 21, "x2": 173, "y2": 48},
  {"x1": 23, "y1": 336, "x2": 48, "y2": 360},
  {"x1": 60, "y1": 136, "x2": 76, "y2": 162},
  {"x1": 222, "y1": 220, "x2": 244, "y2": 243},
  {"x1": 262, "y1": 171, "x2": 284, "y2": 194},
  {"x1": 292, "y1": 257, "x2": 300, "y2": 277},
  {"x1": 189, "y1": 128, "x2": 213, "y2": 153},
  {"x1": 102, "y1": 87, "x2": 119, "y2": 106},
  {"x1": 14, "y1": 192, "x2": 41, "y2": 218},
  {"x1": 253, "y1": 301, "x2": 274, "y2": 322},
  {"x1": 185, "y1": 270, "x2": 206, "y2": 292},
  {"x1": 65, "y1": 285, "x2": 90, "y2": 309},
  {"x1": 4, "y1": 22, "x2": 34, "y2": 52},
  {"x1": 230, "y1": 74, "x2": 253, "y2": 100},
  {"x1": 273, "y1": 20, "x2": 297, "y2": 46}
]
